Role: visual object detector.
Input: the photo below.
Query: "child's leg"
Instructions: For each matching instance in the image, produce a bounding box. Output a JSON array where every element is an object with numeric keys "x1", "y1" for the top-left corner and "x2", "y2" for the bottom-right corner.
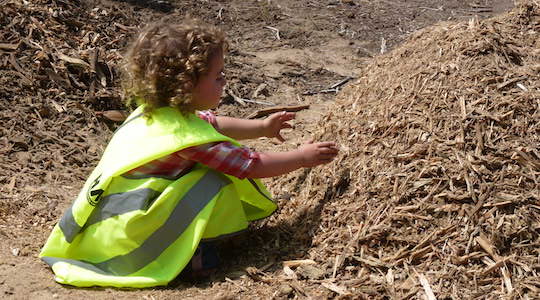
[{"x1": 185, "y1": 241, "x2": 220, "y2": 279}]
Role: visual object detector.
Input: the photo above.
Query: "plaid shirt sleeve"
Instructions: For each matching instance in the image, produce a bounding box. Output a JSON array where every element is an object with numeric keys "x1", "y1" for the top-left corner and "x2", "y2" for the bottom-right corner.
[
  {"x1": 125, "y1": 112, "x2": 258, "y2": 179},
  {"x1": 196, "y1": 111, "x2": 218, "y2": 128},
  {"x1": 177, "y1": 142, "x2": 259, "y2": 179},
  {"x1": 185, "y1": 111, "x2": 259, "y2": 178}
]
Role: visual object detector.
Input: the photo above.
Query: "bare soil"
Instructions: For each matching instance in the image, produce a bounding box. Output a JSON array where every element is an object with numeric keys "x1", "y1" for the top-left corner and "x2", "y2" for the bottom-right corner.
[{"x1": 0, "y1": 0, "x2": 515, "y2": 299}]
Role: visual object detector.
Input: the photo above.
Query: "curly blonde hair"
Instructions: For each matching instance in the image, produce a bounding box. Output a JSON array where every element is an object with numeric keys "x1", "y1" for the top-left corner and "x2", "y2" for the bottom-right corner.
[{"x1": 121, "y1": 19, "x2": 227, "y2": 115}]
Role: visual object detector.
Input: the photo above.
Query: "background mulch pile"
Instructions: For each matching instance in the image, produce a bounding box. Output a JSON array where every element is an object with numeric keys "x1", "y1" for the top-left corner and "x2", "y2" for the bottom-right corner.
[
  {"x1": 0, "y1": 0, "x2": 147, "y2": 222},
  {"x1": 266, "y1": 1, "x2": 539, "y2": 298}
]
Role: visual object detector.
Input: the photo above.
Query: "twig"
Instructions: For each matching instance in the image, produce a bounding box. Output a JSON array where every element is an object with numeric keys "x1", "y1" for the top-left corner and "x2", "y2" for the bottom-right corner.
[
  {"x1": 247, "y1": 104, "x2": 310, "y2": 119},
  {"x1": 302, "y1": 88, "x2": 339, "y2": 95},
  {"x1": 332, "y1": 255, "x2": 340, "y2": 278},
  {"x1": 418, "y1": 273, "x2": 437, "y2": 300},
  {"x1": 226, "y1": 89, "x2": 274, "y2": 106},
  {"x1": 517, "y1": 83, "x2": 528, "y2": 92},
  {"x1": 501, "y1": 266, "x2": 513, "y2": 294},
  {"x1": 302, "y1": 77, "x2": 354, "y2": 96},
  {"x1": 224, "y1": 277, "x2": 247, "y2": 291},
  {"x1": 282, "y1": 259, "x2": 316, "y2": 268},
  {"x1": 419, "y1": 6, "x2": 443, "y2": 11},
  {"x1": 481, "y1": 256, "x2": 512, "y2": 275},
  {"x1": 9, "y1": 54, "x2": 32, "y2": 85},
  {"x1": 264, "y1": 26, "x2": 281, "y2": 40},
  {"x1": 241, "y1": 98, "x2": 274, "y2": 105},
  {"x1": 0, "y1": 42, "x2": 20, "y2": 50},
  {"x1": 380, "y1": 37, "x2": 387, "y2": 54},
  {"x1": 330, "y1": 76, "x2": 354, "y2": 89},
  {"x1": 321, "y1": 282, "x2": 349, "y2": 296},
  {"x1": 114, "y1": 22, "x2": 136, "y2": 32},
  {"x1": 90, "y1": 48, "x2": 99, "y2": 73},
  {"x1": 470, "y1": 8, "x2": 493, "y2": 13},
  {"x1": 217, "y1": 7, "x2": 224, "y2": 20},
  {"x1": 497, "y1": 77, "x2": 523, "y2": 90}
]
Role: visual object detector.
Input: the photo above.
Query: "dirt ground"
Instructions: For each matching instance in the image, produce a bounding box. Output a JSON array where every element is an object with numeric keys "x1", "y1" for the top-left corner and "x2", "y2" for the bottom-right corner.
[{"x1": 0, "y1": 0, "x2": 515, "y2": 299}]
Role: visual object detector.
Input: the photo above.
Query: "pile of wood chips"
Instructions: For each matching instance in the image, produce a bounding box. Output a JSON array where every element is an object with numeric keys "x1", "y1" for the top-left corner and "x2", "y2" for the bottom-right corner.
[
  {"x1": 0, "y1": 0, "x2": 143, "y2": 218},
  {"x1": 269, "y1": 1, "x2": 539, "y2": 298}
]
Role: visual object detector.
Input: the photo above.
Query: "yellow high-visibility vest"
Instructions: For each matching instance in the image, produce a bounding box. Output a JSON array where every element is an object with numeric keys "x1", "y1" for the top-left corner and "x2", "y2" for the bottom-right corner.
[{"x1": 39, "y1": 106, "x2": 276, "y2": 288}]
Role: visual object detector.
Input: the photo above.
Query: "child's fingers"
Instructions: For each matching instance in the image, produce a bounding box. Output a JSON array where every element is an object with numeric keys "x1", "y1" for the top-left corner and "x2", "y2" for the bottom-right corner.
[
  {"x1": 316, "y1": 141, "x2": 337, "y2": 148},
  {"x1": 267, "y1": 112, "x2": 283, "y2": 121},
  {"x1": 280, "y1": 112, "x2": 296, "y2": 121}
]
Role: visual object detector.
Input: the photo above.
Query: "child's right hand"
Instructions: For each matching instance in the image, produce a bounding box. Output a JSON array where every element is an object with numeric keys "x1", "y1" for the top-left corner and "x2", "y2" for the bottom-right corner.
[{"x1": 298, "y1": 141, "x2": 339, "y2": 168}]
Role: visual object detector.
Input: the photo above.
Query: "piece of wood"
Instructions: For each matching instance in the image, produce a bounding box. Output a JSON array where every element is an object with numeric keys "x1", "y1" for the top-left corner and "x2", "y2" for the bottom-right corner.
[
  {"x1": 0, "y1": 42, "x2": 20, "y2": 50},
  {"x1": 321, "y1": 282, "x2": 349, "y2": 295},
  {"x1": 96, "y1": 110, "x2": 129, "y2": 122},
  {"x1": 331, "y1": 255, "x2": 340, "y2": 278},
  {"x1": 8, "y1": 53, "x2": 32, "y2": 85},
  {"x1": 497, "y1": 77, "x2": 522, "y2": 89},
  {"x1": 501, "y1": 266, "x2": 513, "y2": 293},
  {"x1": 57, "y1": 53, "x2": 90, "y2": 68},
  {"x1": 476, "y1": 234, "x2": 501, "y2": 260},
  {"x1": 481, "y1": 256, "x2": 512, "y2": 275},
  {"x1": 247, "y1": 104, "x2": 310, "y2": 119},
  {"x1": 302, "y1": 77, "x2": 354, "y2": 95},
  {"x1": 282, "y1": 259, "x2": 316, "y2": 268},
  {"x1": 418, "y1": 273, "x2": 437, "y2": 300},
  {"x1": 227, "y1": 89, "x2": 273, "y2": 106},
  {"x1": 264, "y1": 26, "x2": 280, "y2": 40}
]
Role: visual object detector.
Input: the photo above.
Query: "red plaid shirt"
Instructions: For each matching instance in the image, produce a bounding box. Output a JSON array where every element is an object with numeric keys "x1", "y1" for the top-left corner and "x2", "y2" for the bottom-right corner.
[{"x1": 124, "y1": 111, "x2": 259, "y2": 179}]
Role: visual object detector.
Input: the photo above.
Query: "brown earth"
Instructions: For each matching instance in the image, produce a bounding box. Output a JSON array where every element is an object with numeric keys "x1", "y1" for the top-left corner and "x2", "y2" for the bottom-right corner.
[{"x1": 0, "y1": 0, "x2": 516, "y2": 299}]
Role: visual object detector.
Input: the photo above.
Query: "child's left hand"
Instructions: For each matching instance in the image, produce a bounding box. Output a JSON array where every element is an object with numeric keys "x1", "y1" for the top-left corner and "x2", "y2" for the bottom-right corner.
[{"x1": 262, "y1": 111, "x2": 295, "y2": 142}]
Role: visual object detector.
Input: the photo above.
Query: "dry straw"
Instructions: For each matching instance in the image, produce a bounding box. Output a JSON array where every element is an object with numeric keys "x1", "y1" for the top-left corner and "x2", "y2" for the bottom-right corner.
[{"x1": 269, "y1": 0, "x2": 540, "y2": 298}]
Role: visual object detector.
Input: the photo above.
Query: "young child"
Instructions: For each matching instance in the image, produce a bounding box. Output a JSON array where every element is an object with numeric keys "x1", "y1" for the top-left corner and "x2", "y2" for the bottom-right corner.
[{"x1": 39, "y1": 19, "x2": 338, "y2": 288}]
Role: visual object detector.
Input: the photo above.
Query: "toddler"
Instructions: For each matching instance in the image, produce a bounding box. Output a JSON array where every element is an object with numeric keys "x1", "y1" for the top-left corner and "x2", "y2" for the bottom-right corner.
[{"x1": 40, "y1": 19, "x2": 338, "y2": 288}]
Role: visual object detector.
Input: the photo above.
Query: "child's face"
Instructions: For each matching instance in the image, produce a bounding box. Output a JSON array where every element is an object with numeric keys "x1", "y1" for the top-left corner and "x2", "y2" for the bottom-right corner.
[{"x1": 191, "y1": 50, "x2": 226, "y2": 111}]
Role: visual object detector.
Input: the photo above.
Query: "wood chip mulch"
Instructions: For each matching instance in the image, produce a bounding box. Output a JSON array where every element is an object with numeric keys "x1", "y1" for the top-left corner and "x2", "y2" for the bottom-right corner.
[{"x1": 266, "y1": 1, "x2": 539, "y2": 298}]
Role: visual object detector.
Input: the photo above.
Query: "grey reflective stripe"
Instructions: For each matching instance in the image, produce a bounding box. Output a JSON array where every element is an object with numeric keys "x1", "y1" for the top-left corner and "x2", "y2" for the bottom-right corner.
[
  {"x1": 59, "y1": 206, "x2": 82, "y2": 243},
  {"x1": 43, "y1": 170, "x2": 231, "y2": 276},
  {"x1": 84, "y1": 188, "x2": 161, "y2": 228},
  {"x1": 42, "y1": 256, "x2": 108, "y2": 275},
  {"x1": 248, "y1": 178, "x2": 272, "y2": 201},
  {"x1": 113, "y1": 112, "x2": 143, "y2": 134},
  {"x1": 60, "y1": 188, "x2": 161, "y2": 242}
]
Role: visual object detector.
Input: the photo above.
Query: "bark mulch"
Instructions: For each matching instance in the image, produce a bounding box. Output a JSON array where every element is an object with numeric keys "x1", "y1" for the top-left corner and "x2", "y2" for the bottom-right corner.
[{"x1": 266, "y1": 1, "x2": 539, "y2": 298}]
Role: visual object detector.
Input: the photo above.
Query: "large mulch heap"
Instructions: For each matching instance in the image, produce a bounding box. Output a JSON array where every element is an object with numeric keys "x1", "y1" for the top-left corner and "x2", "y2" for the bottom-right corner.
[{"x1": 266, "y1": 1, "x2": 539, "y2": 298}]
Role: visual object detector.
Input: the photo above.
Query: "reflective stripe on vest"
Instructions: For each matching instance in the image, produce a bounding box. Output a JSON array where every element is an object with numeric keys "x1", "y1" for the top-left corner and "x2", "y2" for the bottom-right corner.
[
  {"x1": 44, "y1": 170, "x2": 230, "y2": 276},
  {"x1": 60, "y1": 188, "x2": 161, "y2": 242}
]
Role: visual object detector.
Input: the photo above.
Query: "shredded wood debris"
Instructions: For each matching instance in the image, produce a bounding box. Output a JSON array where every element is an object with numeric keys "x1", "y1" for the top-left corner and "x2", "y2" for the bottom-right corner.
[{"x1": 265, "y1": 1, "x2": 540, "y2": 298}]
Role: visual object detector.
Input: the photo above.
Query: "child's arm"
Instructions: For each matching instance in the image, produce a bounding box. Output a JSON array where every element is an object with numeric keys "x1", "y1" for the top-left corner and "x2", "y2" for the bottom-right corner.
[
  {"x1": 246, "y1": 141, "x2": 339, "y2": 178},
  {"x1": 215, "y1": 112, "x2": 295, "y2": 141}
]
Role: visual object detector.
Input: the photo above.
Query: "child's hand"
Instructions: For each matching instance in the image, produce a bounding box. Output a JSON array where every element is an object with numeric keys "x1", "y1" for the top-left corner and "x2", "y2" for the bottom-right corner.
[
  {"x1": 262, "y1": 111, "x2": 295, "y2": 142},
  {"x1": 298, "y1": 141, "x2": 339, "y2": 167}
]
